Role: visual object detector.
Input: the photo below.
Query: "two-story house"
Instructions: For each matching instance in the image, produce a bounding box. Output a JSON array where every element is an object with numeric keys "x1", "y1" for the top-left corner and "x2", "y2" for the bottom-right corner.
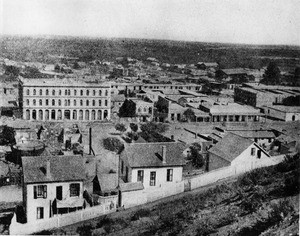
[
  {"x1": 118, "y1": 142, "x2": 185, "y2": 207},
  {"x1": 21, "y1": 155, "x2": 86, "y2": 223}
]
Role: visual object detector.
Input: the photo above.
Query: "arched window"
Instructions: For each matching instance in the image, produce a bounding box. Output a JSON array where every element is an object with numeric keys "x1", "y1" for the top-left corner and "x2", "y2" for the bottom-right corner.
[
  {"x1": 26, "y1": 99, "x2": 29, "y2": 106},
  {"x1": 138, "y1": 108, "x2": 141, "y2": 112},
  {"x1": 105, "y1": 90, "x2": 108, "y2": 96},
  {"x1": 92, "y1": 110, "x2": 96, "y2": 120},
  {"x1": 79, "y1": 110, "x2": 83, "y2": 120},
  {"x1": 38, "y1": 110, "x2": 43, "y2": 120},
  {"x1": 64, "y1": 99, "x2": 68, "y2": 106},
  {"x1": 65, "y1": 90, "x2": 68, "y2": 96},
  {"x1": 73, "y1": 110, "x2": 77, "y2": 120},
  {"x1": 26, "y1": 89, "x2": 30, "y2": 95},
  {"x1": 32, "y1": 110, "x2": 37, "y2": 120},
  {"x1": 74, "y1": 100, "x2": 77, "y2": 106},
  {"x1": 85, "y1": 110, "x2": 89, "y2": 120},
  {"x1": 26, "y1": 109, "x2": 30, "y2": 120},
  {"x1": 45, "y1": 110, "x2": 49, "y2": 120},
  {"x1": 80, "y1": 90, "x2": 83, "y2": 96},
  {"x1": 46, "y1": 89, "x2": 49, "y2": 95},
  {"x1": 33, "y1": 89, "x2": 36, "y2": 95},
  {"x1": 99, "y1": 90, "x2": 102, "y2": 96},
  {"x1": 92, "y1": 100, "x2": 95, "y2": 106},
  {"x1": 59, "y1": 90, "x2": 62, "y2": 96},
  {"x1": 104, "y1": 110, "x2": 108, "y2": 119},
  {"x1": 39, "y1": 99, "x2": 42, "y2": 106},
  {"x1": 52, "y1": 99, "x2": 55, "y2": 106},
  {"x1": 46, "y1": 99, "x2": 49, "y2": 106},
  {"x1": 86, "y1": 90, "x2": 89, "y2": 96},
  {"x1": 105, "y1": 100, "x2": 108, "y2": 106},
  {"x1": 58, "y1": 99, "x2": 61, "y2": 106},
  {"x1": 33, "y1": 99, "x2": 36, "y2": 106},
  {"x1": 57, "y1": 110, "x2": 62, "y2": 120},
  {"x1": 39, "y1": 89, "x2": 42, "y2": 96},
  {"x1": 52, "y1": 90, "x2": 55, "y2": 96},
  {"x1": 86, "y1": 100, "x2": 89, "y2": 106},
  {"x1": 98, "y1": 110, "x2": 102, "y2": 120},
  {"x1": 74, "y1": 90, "x2": 77, "y2": 96},
  {"x1": 80, "y1": 100, "x2": 83, "y2": 106},
  {"x1": 99, "y1": 100, "x2": 102, "y2": 106},
  {"x1": 51, "y1": 110, "x2": 56, "y2": 120},
  {"x1": 68, "y1": 89, "x2": 70, "y2": 95},
  {"x1": 93, "y1": 90, "x2": 96, "y2": 96}
]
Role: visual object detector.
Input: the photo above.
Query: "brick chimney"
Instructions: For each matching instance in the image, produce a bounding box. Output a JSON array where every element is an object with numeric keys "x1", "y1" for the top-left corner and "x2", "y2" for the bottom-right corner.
[
  {"x1": 46, "y1": 159, "x2": 51, "y2": 179},
  {"x1": 162, "y1": 145, "x2": 167, "y2": 164}
]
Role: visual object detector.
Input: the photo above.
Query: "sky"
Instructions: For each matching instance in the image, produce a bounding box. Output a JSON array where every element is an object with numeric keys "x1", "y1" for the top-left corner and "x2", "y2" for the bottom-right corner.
[{"x1": 0, "y1": 0, "x2": 300, "y2": 45}]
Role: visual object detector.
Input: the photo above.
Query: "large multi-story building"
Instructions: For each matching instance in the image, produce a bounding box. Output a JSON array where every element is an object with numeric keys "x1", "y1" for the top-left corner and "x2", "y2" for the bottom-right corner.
[{"x1": 20, "y1": 78, "x2": 111, "y2": 121}]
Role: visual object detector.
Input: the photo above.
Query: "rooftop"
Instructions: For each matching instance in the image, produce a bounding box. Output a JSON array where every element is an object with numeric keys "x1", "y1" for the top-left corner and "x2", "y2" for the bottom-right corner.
[
  {"x1": 120, "y1": 142, "x2": 185, "y2": 168},
  {"x1": 22, "y1": 155, "x2": 86, "y2": 184},
  {"x1": 208, "y1": 133, "x2": 254, "y2": 162}
]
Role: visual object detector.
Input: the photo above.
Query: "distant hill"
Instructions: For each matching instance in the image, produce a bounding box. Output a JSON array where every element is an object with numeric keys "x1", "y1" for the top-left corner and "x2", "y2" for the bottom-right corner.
[{"x1": 1, "y1": 35, "x2": 300, "y2": 70}]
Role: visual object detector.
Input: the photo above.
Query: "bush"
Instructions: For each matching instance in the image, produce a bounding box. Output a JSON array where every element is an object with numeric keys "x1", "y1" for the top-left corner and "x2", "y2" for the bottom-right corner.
[
  {"x1": 268, "y1": 200, "x2": 294, "y2": 225},
  {"x1": 130, "y1": 123, "x2": 138, "y2": 132},
  {"x1": 115, "y1": 123, "x2": 127, "y2": 133},
  {"x1": 131, "y1": 208, "x2": 151, "y2": 221},
  {"x1": 103, "y1": 137, "x2": 124, "y2": 153},
  {"x1": 76, "y1": 224, "x2": 93, "y2": 236},
  {"x1": 96, "y1": 216, "x2": 114, "y2": 228},
  {"x1": 284, "y1": 170, "x2": 300, "y2": 195}
]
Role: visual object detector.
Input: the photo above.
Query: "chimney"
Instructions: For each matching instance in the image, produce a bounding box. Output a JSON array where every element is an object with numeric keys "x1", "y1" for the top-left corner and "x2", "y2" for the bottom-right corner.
[
  {"x1": 162, "y1": 145, "x2": 167, "y2": 164},
  {"x1": 46, "y1": 160, "x2": 51, "y2": 179}
]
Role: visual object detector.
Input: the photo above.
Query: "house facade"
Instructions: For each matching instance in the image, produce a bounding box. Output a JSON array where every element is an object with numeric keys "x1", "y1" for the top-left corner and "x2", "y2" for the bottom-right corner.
[
  {"x1": 20, "y1": 77, "x2": 111, "y2": 121},
  {"x1": 207, "y1": 133, "x2": 270, "y2": 171},
  {"x1": 21, "y1": 155, "x2": 86, "y2": 223}
]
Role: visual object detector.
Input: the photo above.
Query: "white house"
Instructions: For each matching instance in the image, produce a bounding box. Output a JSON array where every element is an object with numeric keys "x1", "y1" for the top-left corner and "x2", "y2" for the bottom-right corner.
[
  {"x1": 207, "y1": 132, "x2": 270, "y2": 172},
  {"x1": 263, "y1": 105, "x2": 300, "y2": 121},
  {"x1": 20, "y1": 155, "x2": 86, "y2": 223},
  {"x1": 119, "y1": 142, "x2": 185, "y2": 207}
]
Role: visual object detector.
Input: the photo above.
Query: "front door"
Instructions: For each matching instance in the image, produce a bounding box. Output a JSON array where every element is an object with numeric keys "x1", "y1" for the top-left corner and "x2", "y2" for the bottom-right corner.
[{"x1": 56, "y1": 186, "x2": 62, "y2": 200}]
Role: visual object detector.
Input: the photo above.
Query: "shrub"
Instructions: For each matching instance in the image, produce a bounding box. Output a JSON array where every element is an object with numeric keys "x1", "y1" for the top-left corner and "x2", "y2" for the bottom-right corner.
[
  {"x1": 96, "y1": 216, "x2": 114, "y2": 228},
  {"x1": 103, "y1": 137, "x2": 124, "y2": 153},
  {"x1": 76, "y1": 224, "x2": 93, "y2": 236},
  {"x1": 130, "y1": 123, "x2": 138, "y2": 132},
  {"x1": 268, "y1": 200, "x2": 294, "y2": 225},
  {"x1": 115, "y1": 123, "x2": 127, "y2": 133},
  {"x1": 131, "y1": 208, "x2": 151, "y2": 221},
  {"x1": 195, "y1": 220, "x2": 216, "y2": 236},
  {"x1": 284, "y1": 170, "x2": 300, "y2": 195}
]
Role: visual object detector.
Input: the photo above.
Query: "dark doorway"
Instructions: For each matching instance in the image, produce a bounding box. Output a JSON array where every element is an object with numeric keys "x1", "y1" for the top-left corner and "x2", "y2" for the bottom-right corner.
[
  {"x1": 118, "y1": 190, "x2": 122, "y2": 207},
  {"x1": 257, "y1": 150, "x2": 261, "y2": 159},
  {"x1": 56, "y1": 186, "x2": 62, "y2": 200}
]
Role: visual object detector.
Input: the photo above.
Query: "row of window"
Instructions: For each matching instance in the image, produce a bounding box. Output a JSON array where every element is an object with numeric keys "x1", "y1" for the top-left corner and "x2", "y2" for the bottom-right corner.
[
  {"x1": 137, "y1": 169, "x2": 173, "y2": 186},
  {"x1": 25, "y1": 99, "x2": 108, "y2": 107},
  {"x1": 33, "y1": 183, "x2": 80, "y2": 199},
  {"x1": 26, "y1": 88, "x2": 109, "y2": 97},
  {"x1": 26, "y1": 109, "x2": 109, "y2": 120}
]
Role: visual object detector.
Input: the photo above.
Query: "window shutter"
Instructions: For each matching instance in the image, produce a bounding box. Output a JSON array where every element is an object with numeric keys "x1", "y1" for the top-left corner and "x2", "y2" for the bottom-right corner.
[
  {"x1": 43, "y1": 185, "x2": 47, "y2": 199},
  {"x1": 34, "y1": 186, "x2": 37, "y2": 199}
]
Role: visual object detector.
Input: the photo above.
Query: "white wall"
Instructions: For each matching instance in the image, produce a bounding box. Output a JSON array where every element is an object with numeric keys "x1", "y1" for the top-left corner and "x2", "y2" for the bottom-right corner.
[
  {"x1": 26, "y1": 181, "x2": 83, "y2": 223},
  {"x1": 130, "y1": 166, "x2": 182, "y2": 189}
]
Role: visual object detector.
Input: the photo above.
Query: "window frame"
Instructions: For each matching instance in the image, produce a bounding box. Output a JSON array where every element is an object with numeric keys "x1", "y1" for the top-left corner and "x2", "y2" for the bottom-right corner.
[
  {"x1": 137, "y1": 170, "x2": 144, "y2": 183},
  {"x1": 150, "y1": 171, "x2": 156, "y2": 186},
  {"x1": 70, "y1": 183, "x2": 80, "y2": 197},
  {"x1": 167, "y1": 169, "x2": 173, "y2": 182},
  {"x1": 34, "y1": 185, "x2": 47, "y2": 199},
  {"x1": 36, "y1": 207, "x2": 44, "y2": 219}
]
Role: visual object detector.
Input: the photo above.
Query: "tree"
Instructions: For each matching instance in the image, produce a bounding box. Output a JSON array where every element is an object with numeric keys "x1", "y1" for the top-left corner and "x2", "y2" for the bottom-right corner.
[
  {"x1": 103, "y1": 137, "x2": 124, "y2": 153},
  {"x1": 0, "y1": 125, "x2": 16, "y2": 145},
  {"x1": 129, "y1": 123, "x2": 138, "y2": 132},
  {"x1": 4, "y1": 65, "x2": 20, "y2": 77},
  {"x1": 183, "y1": 108, "x2": 196, "y2": 122},
  {"x1": 140, "y1": 122, "x2": 169, "y2": 134},
  {"x1": 189, "y1": 146, "x2": 205, "y2": 168},
  {"x1": 115, "y1": 123, "x2": 127, "y2": 133},
  {"x1": 282, "y1": 95, "x2": 300, "y2": 106},
  {"x1": 261, "y1": 61, "x2": 281, "y2": 85},
  {"x1": 119, "y1": 99, "x2": 136, "y2": 117}
]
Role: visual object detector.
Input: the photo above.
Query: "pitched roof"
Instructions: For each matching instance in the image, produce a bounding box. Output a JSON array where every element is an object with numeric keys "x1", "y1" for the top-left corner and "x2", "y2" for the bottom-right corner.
[
  {"x1": 208, "y1": 133, "x2": 253, "y2": 162},
  {"x1": 95, "y1": 173, "x2": 118, "y2": 192},
  {"x1": 22, "y1": 155, "x2": 86, "y2": 184},
  {"x1": 121, "y1": 142, "x2": 185, "y2": 168}
]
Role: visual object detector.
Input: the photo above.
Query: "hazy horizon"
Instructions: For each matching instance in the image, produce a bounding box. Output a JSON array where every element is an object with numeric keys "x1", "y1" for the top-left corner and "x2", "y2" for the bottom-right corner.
[{"x1": 1, "y1": 0, "x2": 300, "y2": 46}]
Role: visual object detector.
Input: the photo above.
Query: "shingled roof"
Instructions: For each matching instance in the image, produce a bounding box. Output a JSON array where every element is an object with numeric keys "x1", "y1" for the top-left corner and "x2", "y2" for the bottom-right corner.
[
  {"x1": 208, "y1": 133, "x2": 253, "y2": 162},
  {"x1": 120, "y1": 142, "x2": 185, "y2": 168},
  {"x1": 22, "y1": 155, "x2": 85, "y2": 184}
]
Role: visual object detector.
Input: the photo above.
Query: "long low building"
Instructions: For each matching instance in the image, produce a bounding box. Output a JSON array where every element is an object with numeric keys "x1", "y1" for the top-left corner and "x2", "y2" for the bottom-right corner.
[{"x1": 20, "y1": 77, "x2": 111, "y2": 121}]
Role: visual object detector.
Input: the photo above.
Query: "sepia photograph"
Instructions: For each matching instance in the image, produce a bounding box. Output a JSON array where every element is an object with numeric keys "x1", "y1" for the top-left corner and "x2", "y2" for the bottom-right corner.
[{"x1": 0, "y1": 0, "x2": 299, "y2": 235}]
